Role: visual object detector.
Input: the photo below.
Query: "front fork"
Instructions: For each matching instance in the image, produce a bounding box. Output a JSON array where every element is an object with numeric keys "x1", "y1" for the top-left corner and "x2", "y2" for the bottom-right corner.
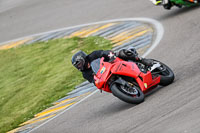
[{"x1": 111, "y1": 77, "x2": 139, "y2": 95}]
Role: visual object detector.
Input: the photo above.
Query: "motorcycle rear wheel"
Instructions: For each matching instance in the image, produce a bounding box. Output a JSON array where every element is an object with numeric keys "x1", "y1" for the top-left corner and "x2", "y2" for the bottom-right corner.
[
  {"x1": 151, "y1": 60, "x2": 174, "y2": 86},
  {"x1": 111, "y1": 83, "x2": 144, "y2": 104}
]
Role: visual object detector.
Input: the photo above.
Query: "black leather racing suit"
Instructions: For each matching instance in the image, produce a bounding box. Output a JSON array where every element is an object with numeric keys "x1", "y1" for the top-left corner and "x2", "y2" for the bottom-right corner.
[{"x1": 82, "y1": 50, "x2": 112, "y2": 83}]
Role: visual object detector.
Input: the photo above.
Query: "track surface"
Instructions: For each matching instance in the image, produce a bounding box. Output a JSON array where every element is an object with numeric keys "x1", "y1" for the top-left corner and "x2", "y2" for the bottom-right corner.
[{"x1": 1, "y1": 0, "x2": 200, "y2": 133}]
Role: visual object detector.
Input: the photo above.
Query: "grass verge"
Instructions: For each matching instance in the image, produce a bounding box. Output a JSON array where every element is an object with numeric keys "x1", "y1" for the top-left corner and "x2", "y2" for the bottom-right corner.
[{"x1": 0, "y1": 36, "x2": 112, "y2": 133}]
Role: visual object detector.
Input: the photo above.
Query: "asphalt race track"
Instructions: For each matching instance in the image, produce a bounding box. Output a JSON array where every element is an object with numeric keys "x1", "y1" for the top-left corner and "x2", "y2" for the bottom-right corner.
[{"x1": 1, "y1": 0, "x2": 200, "y2": 133}]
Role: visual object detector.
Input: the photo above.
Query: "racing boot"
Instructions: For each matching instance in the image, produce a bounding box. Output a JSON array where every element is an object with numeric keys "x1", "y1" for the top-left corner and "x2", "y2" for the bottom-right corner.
[{"x1": 150, "y1": 0, "x2": 163, "y2": 5}]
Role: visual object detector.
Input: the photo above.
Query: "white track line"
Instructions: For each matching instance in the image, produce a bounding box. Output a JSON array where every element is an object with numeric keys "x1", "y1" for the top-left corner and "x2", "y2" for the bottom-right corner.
[{"x1": 13, "y1": 18, "x2": 163, "y2": 133}]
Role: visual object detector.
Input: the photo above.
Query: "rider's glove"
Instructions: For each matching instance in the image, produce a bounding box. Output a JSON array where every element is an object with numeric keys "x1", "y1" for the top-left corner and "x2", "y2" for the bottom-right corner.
[{"x1": 102, "y1": 50, "x2": 116, "y2": 61}]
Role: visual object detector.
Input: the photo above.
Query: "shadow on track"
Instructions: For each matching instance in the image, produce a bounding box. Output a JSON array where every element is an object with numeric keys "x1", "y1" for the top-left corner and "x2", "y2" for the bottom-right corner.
[
  {"x1": 145, "y1": 86, "x2": 162, "y2": 97},
  {"x1": 96, "y1": 86, "x2": 165, "y2": 116},
  {"x1": 97, "y1": 100, "x2": 135, "y2": 116},
  {"x1": 158, "y1": 5, "x2": 200, "y2": 20}
]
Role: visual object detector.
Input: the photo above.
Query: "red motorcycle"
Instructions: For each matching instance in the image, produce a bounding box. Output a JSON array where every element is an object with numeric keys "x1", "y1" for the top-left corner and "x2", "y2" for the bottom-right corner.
[{"x1": 91, "y1": 57, "x2": 174, "y2": 104}]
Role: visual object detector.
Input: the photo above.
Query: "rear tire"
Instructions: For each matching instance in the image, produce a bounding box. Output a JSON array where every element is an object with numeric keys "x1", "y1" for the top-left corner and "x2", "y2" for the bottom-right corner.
[
  {"x1": 110, "y1": 83, "x2": 144, "y2": 104},
  {"x1": 151, "y1": 60, "x2": 174, "y2": 86},
  {"x1": 159, "y1": 63, "x2": 174, "y2": 86}
]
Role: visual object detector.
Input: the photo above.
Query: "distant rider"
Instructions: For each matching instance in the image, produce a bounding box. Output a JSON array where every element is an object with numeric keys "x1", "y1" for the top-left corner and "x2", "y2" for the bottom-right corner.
[
  {"x1": 150, "y1": 0, "x2": 200, "y2": 9},
  {"x1": 71, "y1": 48, "x2": 153, "y2": 83}
]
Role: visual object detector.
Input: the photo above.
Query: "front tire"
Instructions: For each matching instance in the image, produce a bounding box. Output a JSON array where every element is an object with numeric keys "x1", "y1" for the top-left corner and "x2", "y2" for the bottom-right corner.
[{"x1": 110, "y1": 83, "x2": 144, "y2": 104}]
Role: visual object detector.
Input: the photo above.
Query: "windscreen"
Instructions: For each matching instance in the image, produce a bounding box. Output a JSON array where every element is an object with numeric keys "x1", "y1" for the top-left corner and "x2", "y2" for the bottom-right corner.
[{"x1": 91, "y1": 58, "x2": 101, "y2": 74}]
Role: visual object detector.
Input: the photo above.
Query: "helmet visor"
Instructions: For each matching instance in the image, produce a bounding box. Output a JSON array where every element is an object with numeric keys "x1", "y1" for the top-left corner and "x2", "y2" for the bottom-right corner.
[{"x1": 74, "y1": 58, "x2": 85, "y2": 71}]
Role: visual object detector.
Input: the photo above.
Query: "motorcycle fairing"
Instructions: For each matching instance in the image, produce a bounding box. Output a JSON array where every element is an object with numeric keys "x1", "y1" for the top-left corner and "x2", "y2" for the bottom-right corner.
[
  {"x1": 138, "y1": 72, "x2": 160, "y2": 92},
  {"x1": 94, "y1": 57, "x2": 161, "y2": 93},
  {"x1": 111, "y1": 61, "x2": 141, "y2": 79},
  {"x1": 94, "y1": 59, "x2": 113, "y2": 90},
  {"x1": 111, "y1": 60, "x2": 160, "y2": 92}
]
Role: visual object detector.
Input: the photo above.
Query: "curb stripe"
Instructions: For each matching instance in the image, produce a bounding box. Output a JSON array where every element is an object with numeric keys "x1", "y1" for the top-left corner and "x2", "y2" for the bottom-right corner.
[
  {"x1": 69, "y1": 25, "x2": 99, "y2": 37},
  {"x1": 81, "y1": 23, "x2": 116, "y2": 37},
  {"x1": 7, "y1": 127, "x2": 22, "y2": 133},
  {"x1": 34, "y1": 102, "x2": 76, "y2": 118},
  {"x1": 109, "y1": 26, "x2": 145, "y2": 41},
  {"x1": 123, "y1": 33, "x2": 152, "y2": 47},
  {"x1": 99, "y1": 22, "x2": 132, "y2": 37},
  {"x1": 110, "y1": 26, "x2": 147, "y2": 43},
  {"x1": 92, "y1": 22, "x2": 125, "y2": 36},
  {"x1": 106, "y1": 23, "x2": 141, "y2": 38},
  {"x1": 53, "y1": 28, "x2": 82, "y2": 39},
  {"x1": 113, "y1": 34, "x2": 152, "y2": 51},
  {"x1": 53, "y1": 97, "x2": 76, "y2": 105},
  {"x1": 20, "y1": 114, "x2": 56, "y2": 126},
  {"x1": 113, "y1": 29, "x2": 151, "y2": 46},
  {"x1": 0, "y1": 38, "x2": 31, "y2": 49}
]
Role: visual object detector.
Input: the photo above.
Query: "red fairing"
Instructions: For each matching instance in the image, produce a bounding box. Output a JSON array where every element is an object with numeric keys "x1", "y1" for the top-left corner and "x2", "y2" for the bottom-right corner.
[
  {"x1": 94, "y1": 57, "x2": 161, "y2": 93},
  {"x1": 111, "y1": 60, "x2": 141, "y2": 78},
  {"x1": 94, "y1": 58, "x2": 112, "y2": 91},
  {"x1": 137, "y1": 72, "x2": 160, "y2": 92}
]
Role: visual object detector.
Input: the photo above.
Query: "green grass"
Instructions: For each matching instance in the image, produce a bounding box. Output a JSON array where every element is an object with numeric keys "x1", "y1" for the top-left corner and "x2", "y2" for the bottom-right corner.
[{"x1": 0, "y1": 36, "x2": 112, "y2": 133}]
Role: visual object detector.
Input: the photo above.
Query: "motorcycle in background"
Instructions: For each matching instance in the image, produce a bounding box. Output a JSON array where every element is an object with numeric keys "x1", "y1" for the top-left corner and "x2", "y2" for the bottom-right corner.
[{"x1": 150, "y1": 0, "x2": 199, "y2": 9}]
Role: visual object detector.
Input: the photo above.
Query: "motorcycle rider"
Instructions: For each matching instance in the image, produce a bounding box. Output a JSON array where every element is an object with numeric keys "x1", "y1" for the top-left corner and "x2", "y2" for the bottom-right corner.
[
  {"x1": 71, "y1": 48, "x2": 153, "y2": 83},
  {"x1": 150, "y1": 0, "x2": 173, "y2": 9}
]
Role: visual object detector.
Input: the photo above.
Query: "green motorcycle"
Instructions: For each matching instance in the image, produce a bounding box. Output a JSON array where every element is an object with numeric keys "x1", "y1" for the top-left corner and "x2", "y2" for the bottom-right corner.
[{"x1": 150, "y1": 0, "x2": 199, "y2": 9}]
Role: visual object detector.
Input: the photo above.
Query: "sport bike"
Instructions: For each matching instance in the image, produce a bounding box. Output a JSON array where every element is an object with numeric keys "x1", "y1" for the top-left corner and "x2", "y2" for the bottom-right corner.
[
  {"x1": 91, "y1": 57, "x2": 174, "y2": 104},
  {"x1": 150, "y1": 0, "x2": 199, "y2": 10}
]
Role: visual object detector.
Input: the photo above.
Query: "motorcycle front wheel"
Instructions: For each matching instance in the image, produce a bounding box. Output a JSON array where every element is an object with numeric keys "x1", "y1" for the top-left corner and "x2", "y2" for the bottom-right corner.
[{"x1": 110, "y1": 83, "x2": 144, "y2": 104}]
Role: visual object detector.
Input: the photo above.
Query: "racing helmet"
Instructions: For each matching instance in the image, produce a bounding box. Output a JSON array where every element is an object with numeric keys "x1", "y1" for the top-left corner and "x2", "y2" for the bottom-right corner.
[{"x1": 71, "y1": 50, "x2": 87, "y2": 71}]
